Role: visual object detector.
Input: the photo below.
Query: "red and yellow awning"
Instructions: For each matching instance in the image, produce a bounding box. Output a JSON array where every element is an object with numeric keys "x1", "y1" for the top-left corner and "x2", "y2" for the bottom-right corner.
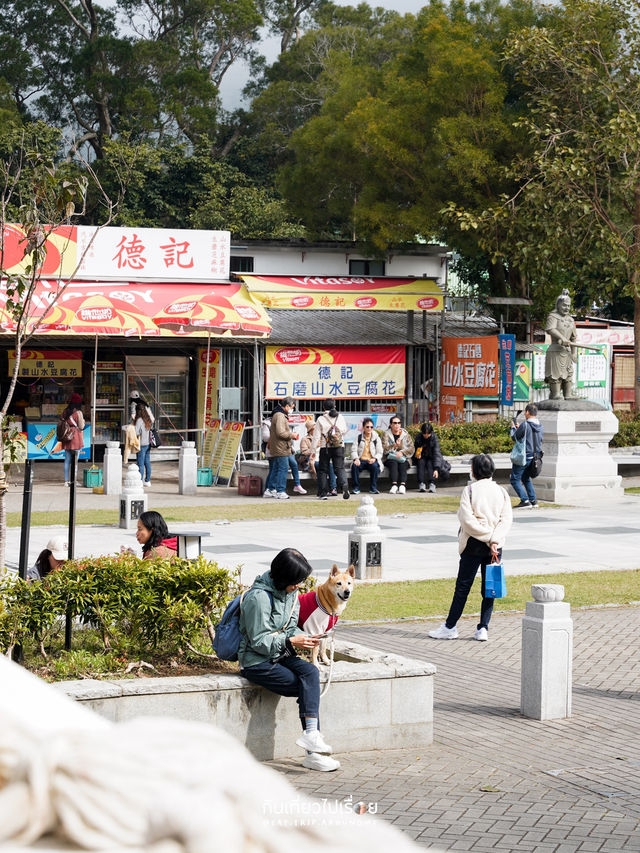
[{"x1": 240, "y1": 275, "x2": 444, "y2": 312}]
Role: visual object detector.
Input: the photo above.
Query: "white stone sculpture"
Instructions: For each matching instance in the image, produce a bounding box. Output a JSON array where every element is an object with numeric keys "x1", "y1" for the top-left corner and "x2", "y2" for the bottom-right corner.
[
  {"x1": 0, "y1": 656, "x2": 418, "y2": 853},
  {"x1": 531, "y1": 584, "x2": 565, "y2": 602}
]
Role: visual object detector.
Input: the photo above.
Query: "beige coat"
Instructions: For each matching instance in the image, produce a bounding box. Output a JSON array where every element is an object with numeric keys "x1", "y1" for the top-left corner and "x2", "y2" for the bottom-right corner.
[
  {"x1": 457, "y1": 478, "x2": 513, "y2": 554},
  {"x1": 268, "y1": 409, "x2": 292, "y2": 457},
  {"x1": 124, "y1": 423, "x2": 140, "y2": 464}
]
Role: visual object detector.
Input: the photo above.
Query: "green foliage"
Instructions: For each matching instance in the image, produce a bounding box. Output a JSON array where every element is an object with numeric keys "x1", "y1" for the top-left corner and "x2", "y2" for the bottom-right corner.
[
  {"x1": 406, "y1": 420, "x2": 512, "y2": 456},
  {"x1": 0, "y1": 555, "x2": 242, "y2": 661},
  {"x1": 610, "y1": 411, "x2": 640, "y2": 448}
]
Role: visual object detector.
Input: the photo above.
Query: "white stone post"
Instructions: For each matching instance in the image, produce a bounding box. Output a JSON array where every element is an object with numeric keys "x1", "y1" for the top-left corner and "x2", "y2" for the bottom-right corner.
[
  {"x1": 521, "y1": 584, "x2": 573, "y2": 720},
  {"x1": 119, "y1": 464, "x2": 147, "y2": 530},
  {"x1": 348, "y1": 495, "x2": 385, "y2": 579},
  {"x1": 103, "y1": 441, "x2": 122, "y2": 496},
  {"x1": 179, "y1": 440, "x2": 198, "y2": 495}
]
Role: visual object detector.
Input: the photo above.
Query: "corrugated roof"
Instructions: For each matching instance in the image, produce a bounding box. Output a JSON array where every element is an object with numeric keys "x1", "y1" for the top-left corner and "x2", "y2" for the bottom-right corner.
[{"x1": 268, "y1": 310, "x2": 497, "y2": 346}]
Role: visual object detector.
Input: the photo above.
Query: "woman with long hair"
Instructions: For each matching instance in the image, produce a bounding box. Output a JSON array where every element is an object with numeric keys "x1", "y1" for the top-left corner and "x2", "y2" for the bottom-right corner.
[
  {"x1": 60, "y1": 393, "x2": 85, "y2": 486},
  {"x1": 27, "y1": 536, "x2": 67, "y2": 581},
  {"x1": 136, "y1": 510, "x2": 177, "y2": 560},
  {"x1": 134, "y1": 402, "x2": 154, "y2": 487}
]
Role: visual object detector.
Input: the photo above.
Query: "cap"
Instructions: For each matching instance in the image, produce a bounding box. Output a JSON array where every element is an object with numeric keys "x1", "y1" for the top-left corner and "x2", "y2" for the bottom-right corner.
[
  {"x1": 69, "y1": 393, "x2": 82, "y2": 405},
  {"x1": 129, "y1": 390, "x2": 141, "y2": 399},
  {"x1": 305, "y1": 420, "x2": 315, "y2": 432},
  {"x1": 46, "y1": 535, "x2": 68, "y2": 561}
]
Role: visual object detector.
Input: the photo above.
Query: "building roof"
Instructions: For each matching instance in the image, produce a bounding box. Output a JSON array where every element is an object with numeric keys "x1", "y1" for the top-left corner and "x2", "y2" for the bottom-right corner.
[{"x1": 268, "y1": 310, "x2": 497, "y2": 347}]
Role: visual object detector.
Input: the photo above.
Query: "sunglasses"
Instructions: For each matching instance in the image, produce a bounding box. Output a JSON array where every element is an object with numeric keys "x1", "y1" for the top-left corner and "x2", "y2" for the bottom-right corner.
[{"x1": 390, "y1": 420, "x2": 401, "y2": 425}]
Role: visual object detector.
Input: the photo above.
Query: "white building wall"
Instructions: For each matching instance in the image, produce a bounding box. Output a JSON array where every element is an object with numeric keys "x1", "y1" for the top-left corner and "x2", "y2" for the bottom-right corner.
[{"x1": 231, "y1": 245, "x2": 446, "y2": 280}]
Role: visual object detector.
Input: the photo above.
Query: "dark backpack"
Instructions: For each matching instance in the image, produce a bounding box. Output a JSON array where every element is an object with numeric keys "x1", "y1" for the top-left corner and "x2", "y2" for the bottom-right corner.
[
  {"x1": 57, "y1": 415, "x2": 77, "y2": 443},
  {"x1": 213, "y1": 592, "x2": 248, "y2": 661}
]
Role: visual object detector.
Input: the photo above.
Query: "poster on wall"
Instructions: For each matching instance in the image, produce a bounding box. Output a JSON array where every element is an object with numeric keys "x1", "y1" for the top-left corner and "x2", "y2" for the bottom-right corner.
[
  {"x1": 514, "y1": 360, "x2": 531, "y2": 402},
  {"x1": 265, "y1": 346, "x2": 406, "y2": 399},
  {"x1": 440, "y1": 336, "x2": 499, "y2": 422},
  {"x1": 27, "y1": 424, "x2": 91, "y2": 460}
]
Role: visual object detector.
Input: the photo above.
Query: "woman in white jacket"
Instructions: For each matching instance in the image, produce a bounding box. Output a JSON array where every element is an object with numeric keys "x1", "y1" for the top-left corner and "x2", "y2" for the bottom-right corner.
[{"x1": 429, "y1": 454, "x2": 512, "y2": 642}]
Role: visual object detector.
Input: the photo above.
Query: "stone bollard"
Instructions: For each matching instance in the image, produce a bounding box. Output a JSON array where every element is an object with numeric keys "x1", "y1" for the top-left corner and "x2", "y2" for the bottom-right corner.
[
  {"x1": 521, "y1": 584, "x2": 573, "y2": 720},
  {"x1": 119, "y1": 464, "x2": 148, "y2": 530},
  {"x1": 179, "y1": 440, "x2": 198, "y2": 495},
  {"x1": 103, "y1": 441, "x2": 122, "y2": 496},
  {"x1": 348, "y1": 495, "x2": 384, "y2": 579}
]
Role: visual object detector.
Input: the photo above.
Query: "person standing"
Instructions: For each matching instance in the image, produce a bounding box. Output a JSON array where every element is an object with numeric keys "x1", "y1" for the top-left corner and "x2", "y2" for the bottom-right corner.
[
  {"x1": 510, "y1": 404, "x2": 544, "y2": 509},
  {"x1": 312, "y1": 399, "x2": 349, "y2": 501},
  {"x1": 413, "y1": 423, "x2": 444, "y2": 493},
  {"x1": 268, "y1": 397, "x2": 296, "y2": 500},
  {"x1": 350, "y1": 418, "x2": 383, "y2": 494},
  {"x1": 382, "y1": 416, "x2": 414, "y2": 494},
  {"x1": 135, "y1": 402, "x2": 154, "y2": 487},
  {"x1": 59, "y1": 393, "x2": 85, "y2": 486},
  {"x1": 429, "y1": 454, "x2": 512, "y2": 642}
]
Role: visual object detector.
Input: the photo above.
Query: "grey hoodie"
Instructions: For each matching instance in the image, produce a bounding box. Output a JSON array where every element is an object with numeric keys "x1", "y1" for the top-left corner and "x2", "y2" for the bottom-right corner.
[{"x1": 238, "y1": 571, "x2": 300, "y2": 669}]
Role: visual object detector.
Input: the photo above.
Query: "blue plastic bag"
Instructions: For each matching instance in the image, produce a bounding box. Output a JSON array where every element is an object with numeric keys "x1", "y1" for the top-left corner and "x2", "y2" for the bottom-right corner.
[
  {"x1": 510, "y1": 434, "x2": 527, "y2": 466},
  {"x1": 484, "y1": 560, "x2": 507, "y2": 599}
]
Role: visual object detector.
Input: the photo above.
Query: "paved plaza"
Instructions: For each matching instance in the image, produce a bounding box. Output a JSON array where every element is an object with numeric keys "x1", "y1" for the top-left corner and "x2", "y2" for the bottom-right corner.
[{"x1": 271, "y1": 606, "x2": 640, "y2": 851}]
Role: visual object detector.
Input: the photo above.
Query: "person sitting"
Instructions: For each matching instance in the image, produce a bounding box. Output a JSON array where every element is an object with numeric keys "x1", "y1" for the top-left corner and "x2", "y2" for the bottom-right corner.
[
  {"x1": 27, "y1": 536, "x2": 68, "y2": 581},
  {"x1": 238, "y1": 548, "x2": 340, "y2": 773},
  {"x1": 413, "y1": 422, "x2": 444, "y2": 493},
  {"x1": 136, "y1": 510, "x2": 178, "y2": 560},
  {"x1": 297, "y1": 420, "x2": 316, "y2": 478},
  {"x1": 382, "y1": 417, "x2": 415, "y2": 494},
  {"x1": 350, "y1": 418, "x2": 383, "y2": 494}
]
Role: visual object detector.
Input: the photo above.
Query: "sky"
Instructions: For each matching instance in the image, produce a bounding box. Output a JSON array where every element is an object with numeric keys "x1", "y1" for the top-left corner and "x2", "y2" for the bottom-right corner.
[{"x1": 218, "y1": 0, "x2": 428, "y2": 109}]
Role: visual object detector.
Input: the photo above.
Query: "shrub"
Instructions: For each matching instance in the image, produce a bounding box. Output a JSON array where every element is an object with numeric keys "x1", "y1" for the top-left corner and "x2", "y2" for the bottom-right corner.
[
  {"x1": 610, "y1": 411, "x2": 640, "y2": 447},
  {"x1": 406, "y1": 421, "x2": 513, "y2": 455}
]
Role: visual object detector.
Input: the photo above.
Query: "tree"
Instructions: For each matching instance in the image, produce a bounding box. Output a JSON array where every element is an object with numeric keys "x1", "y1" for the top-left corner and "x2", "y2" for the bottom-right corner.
[
  {"x1": 0, "y1": 122, "x2": 120, "y2": 568},
  {"x1": 451, "y1": 0, "x2": 640, "y2": 406}
]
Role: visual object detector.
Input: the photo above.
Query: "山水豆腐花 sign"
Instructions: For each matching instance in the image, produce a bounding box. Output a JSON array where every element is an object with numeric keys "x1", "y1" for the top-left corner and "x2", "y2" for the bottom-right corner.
[
  {"x1": 8, "y1": 349, "x2": 82, "y2": 378},
  {"x1": 441, "y1": 337, "x2": 499, "y2": 394},
  {"x1": 265, "y1": 346, "x2": 406, "y2": 399}
]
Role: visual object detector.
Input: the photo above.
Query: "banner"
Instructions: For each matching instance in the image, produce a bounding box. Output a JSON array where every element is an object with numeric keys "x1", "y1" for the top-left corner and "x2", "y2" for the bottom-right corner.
[
  {"x1": 27, "y1": 423, "x2": 91, "y2": 460},
  {"x1": 9, "y1": 349, "x2": 83, "y2": 379},
  {"x1": 577, "y1": 344, "x2": 608, "y2": 388},
  {"x1": 202, "y1": 418, "x2": 221, "y2": 467},
  {"x1": 514, "y1": 360, "x2": 531, "y2": 402},
  {"x1": 197, "y1": 348, "x2": 221, "y2": 444},
  {"x1": 265, "y1": 346, "x2": 406, "y2": 399},
  {"x1": 215, "y1": 421, "x2": 245, "y2": 485},
  {"x1": 441, "y1": 337, "x2": 499, "y2": 396},
  {"x1": 498, "y1": 334, "x2": 516, "y2": 406},
  {"x1": 241, "y1": 275, "x2": 443, "y2": 312}
]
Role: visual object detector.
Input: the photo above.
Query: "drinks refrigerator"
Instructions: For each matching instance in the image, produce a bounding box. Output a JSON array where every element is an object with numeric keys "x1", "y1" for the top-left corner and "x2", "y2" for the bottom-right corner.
[
  {"x1": 92, "y1": 369, "x2": 125, "y2": 444},
  {"x1": 127, "y1": 370, "x2": 188, "y2": 448}
]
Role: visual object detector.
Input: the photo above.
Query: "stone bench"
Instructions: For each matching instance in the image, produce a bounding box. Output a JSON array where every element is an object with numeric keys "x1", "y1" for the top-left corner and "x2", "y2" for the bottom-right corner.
[{"x1": 55, "y1": 640, "x2": 436, "y2": 761}]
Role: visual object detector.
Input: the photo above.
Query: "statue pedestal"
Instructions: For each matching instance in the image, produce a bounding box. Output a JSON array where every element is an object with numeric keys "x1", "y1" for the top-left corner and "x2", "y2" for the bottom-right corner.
[{"x1": 534, "y1": 407, "x2": 622, "y2": 502}]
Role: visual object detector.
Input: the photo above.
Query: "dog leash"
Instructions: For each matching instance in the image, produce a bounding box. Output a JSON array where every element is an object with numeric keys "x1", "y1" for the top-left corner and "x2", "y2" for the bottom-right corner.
[{"x1": 319, "y1": 624, "x2": 337, "y2": 698}]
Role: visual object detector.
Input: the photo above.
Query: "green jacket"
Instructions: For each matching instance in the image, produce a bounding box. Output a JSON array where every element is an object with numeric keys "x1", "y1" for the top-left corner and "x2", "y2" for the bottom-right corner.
[{"x1": 238, "y1": 571, "x2": 300, "y2": 668}]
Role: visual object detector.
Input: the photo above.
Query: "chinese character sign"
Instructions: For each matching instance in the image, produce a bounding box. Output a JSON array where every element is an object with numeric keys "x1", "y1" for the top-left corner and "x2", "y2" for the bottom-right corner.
[
  {"x1": 265, "y1": 346, "x2": 406, "y2": 399},
  {"x1": 441, "y1": 337, "x2": 499, "y2": 396},
  {"x1": 8, "y1": 349, "x2": 83, "y2": 379},
  {"x1": 197, "y1": 347, "x2": 221, "y2": 438},
  {"x1": 75, "y1": 226, "x2": 230, "y2": 281},
  {"x1": 498, "y1": 334, "x2": 516, "y2": 406}
]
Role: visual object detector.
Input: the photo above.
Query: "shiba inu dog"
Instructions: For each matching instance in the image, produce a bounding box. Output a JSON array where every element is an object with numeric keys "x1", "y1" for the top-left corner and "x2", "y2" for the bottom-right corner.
[{"x1": 298, "y1": 564, "x2": 356, "y2": 666}]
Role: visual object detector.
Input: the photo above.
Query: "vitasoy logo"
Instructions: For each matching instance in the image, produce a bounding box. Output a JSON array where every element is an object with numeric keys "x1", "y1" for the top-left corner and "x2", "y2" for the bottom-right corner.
[
  {"x1": 166, "y1": 301, "x2": 197, "y2": 314},
  {"x1": 274, "y1": 347, "x2": 311, "y2": 364},
  {"x1": 79, "y1": 307, "x2": 113, "y2": 322}
]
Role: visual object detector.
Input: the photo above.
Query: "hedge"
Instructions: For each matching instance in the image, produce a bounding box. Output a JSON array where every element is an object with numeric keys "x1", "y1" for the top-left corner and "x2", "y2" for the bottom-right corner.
[
  {"x1": 404, "y1": 421, "x2": 513, "y2": 456},
  {"x1": 0, "y1": 554, "x2": 242, "y2": 660}
]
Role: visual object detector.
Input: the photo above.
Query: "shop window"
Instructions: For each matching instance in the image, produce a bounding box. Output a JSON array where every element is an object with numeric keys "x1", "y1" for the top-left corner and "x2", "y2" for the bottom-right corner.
[
  {"x1": 349, "y1": 259, "x2": 385, "y2": 276},
  {"x1": 230, "y1": 256, "x2": 254, "y2": 273}
]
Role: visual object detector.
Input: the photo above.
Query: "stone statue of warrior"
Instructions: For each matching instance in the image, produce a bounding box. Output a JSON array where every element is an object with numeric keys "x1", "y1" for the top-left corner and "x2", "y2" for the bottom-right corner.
[{"x1": 544, "y1": 290, "x2": 577, "y2": 400}]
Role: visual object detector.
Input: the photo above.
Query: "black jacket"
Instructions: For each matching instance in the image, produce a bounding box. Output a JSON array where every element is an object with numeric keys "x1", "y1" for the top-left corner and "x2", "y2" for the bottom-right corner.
[{"x1": 413, "y1": 432, "x2": 444, "y2": 468}]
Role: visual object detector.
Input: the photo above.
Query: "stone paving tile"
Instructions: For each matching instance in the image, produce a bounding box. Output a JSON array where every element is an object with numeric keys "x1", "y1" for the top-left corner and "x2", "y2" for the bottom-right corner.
[{"x1": 268, "y1": 605, "x2": 640, "y2": 851}]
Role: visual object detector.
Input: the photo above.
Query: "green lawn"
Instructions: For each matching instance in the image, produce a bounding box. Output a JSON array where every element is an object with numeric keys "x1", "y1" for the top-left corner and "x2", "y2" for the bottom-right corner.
[
  {"x1": 7, "y1": 495, "x2": 463, "y2": 527},
  {"x1": 344, "y1": 569, "x2": 640, "y2": 622}
]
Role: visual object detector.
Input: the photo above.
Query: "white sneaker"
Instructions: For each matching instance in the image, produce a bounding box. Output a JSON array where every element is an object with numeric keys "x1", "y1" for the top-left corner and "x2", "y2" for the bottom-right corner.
[
  {"x1": 474, "y1": 627, "x2": 488, "y2": 642},
  {"x1": 428, "y1": 623, "x2": 458, "y2": 640},
  {"x1": 144, "y1": 481, "x2": 151, "y2": 487},
  {"x1": 262, "y1": 489, "x2": 275, "y2": 498},
  {"x1": 389, "y1": 484, "x2": 398, "y2": 494},
  {"x1": 419, "y1": 482, "x2": 427, "y2": 492},
  {"x1": 428, "y1": 483, "x2": 437, "y2": 493},
  {"x1": 302, "y1": 752, "x2": 341, "y2": 772},
  {"x1": 275, "y1": 491, "x2": 290, "y2": 500},
  {"x1": 296, "y1": 730, "x2": 332, "y2": 754},
  {"x1": 293, "y1": 484, "x2": 307, "y2": 494},
  {"x1": 398, "y1": 484, "x2": 406, "y2": 494}
]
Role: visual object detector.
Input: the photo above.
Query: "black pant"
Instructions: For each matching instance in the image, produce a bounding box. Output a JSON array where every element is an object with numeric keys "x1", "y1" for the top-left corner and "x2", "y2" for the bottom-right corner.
[
  {"x1": 416, "y1": 457, "x2": 435, "y2": 486},
  {"x1": 386, "y1": 458, "x2": 409, "y2": 484},
  {"x1": 445, "y1": 545, "x2": 501, "y2": 631},
  {"x1": 318, "y1": 446, "x2": 347, "y2": 495}
]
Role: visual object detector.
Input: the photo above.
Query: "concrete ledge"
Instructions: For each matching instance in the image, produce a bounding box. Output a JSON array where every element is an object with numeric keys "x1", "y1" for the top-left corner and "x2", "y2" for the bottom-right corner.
[{"x1": 54, "y1": 640, "x2": 436, "y2": 761}]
